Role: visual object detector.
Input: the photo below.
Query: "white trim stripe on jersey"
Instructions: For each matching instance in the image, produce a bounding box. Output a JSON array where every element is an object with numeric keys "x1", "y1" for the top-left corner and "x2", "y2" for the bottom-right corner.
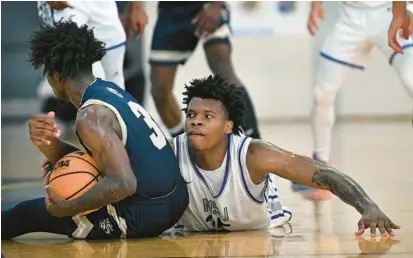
[
  {"x1": 188, "y1": 136, "x2": 232, "y2": 199},
  {"x1": 237, "y1": 136, "x2": 268, "y2": 204}
]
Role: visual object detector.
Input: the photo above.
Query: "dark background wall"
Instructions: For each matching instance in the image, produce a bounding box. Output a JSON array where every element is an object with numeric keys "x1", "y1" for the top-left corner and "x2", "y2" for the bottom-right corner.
[{"x1": 1, "y1": 1, "x2": 43, "y2": 99}]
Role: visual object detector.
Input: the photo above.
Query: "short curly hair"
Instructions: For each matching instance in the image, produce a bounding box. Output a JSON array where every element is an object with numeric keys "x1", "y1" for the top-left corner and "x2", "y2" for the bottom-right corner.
[
  {"x1": 29, "y1": 20, "x2": 106, "y2": 80},
  {"x1": 182, "y1": 75, "x2": 246, "y2": 135}
]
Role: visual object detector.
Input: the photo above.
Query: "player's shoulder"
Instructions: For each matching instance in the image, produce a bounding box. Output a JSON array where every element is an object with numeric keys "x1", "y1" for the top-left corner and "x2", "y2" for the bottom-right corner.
[
  {"x1": 244, "y1": 138, "x2": 279, "y2": 164},
  {"x1": 77, "y1": 104, "x2": 117, "y2": 127}
]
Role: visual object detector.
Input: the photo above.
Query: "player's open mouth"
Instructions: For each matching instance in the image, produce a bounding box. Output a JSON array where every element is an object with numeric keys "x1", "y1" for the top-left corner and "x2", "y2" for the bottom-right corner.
[{"x1": 188, "y1": 131, "x2": 206, "y2": 137}]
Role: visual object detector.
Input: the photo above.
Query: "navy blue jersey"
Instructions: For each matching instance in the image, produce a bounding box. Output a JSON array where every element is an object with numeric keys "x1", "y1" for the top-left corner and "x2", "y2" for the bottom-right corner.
[{"x1": 78, "y1": 78, "x2": 181, "y2": 199}]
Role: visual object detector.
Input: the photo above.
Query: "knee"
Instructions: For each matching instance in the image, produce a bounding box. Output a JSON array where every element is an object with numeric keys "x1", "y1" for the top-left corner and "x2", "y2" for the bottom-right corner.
[{"x1": 313, "y1": 81, "x2": 339, "y2": 107}]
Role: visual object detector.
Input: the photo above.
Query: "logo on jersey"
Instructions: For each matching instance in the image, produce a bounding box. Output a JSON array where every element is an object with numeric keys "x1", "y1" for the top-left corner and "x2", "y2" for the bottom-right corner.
[
  {"x1": 203, "y1": 198, "x2": 230, "y2": 230},
  {"x1": 107, "y1": 87, "x2": 123, "y2": 98}
]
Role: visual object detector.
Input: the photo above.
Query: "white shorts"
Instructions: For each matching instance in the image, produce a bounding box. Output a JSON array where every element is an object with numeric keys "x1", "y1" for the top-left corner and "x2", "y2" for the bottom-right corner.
[{"x1": 320, "y1": 3, "x2": 413, "y2": 70}]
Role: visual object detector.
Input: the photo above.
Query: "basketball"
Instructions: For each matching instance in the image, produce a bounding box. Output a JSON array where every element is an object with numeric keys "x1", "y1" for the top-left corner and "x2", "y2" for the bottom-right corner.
[{"x1": 48, "y1": 150, "x2": 103, "y2": 215}]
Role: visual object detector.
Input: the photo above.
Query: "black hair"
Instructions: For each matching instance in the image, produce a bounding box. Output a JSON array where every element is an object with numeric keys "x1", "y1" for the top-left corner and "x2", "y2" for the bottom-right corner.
[
  {"x1": 28, "y1": 20, "x2": 106, "y2": 80},
  {"x1": 182, "y1": 75, "x2": 246, "y2": 135}
]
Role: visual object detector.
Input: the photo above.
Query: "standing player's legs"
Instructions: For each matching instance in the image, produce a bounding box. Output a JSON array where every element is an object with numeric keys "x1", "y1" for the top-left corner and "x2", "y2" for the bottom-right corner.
[
  {"x1": 391, "y1": 48, "x2": 413, "y2": 126},
  {"x1": 149, "y1": 11, "x2": 200, "y2": 138},
  {"x1": 202, "y1": 12, "x2": 261, "y2": 139},
  {"x1": 372, "y1": 7, "x2": 413, "y2": 122},
  {"x1": 101, "y1": 43, "x2": 127, "y2": 90},
  {"x1": 297, "y1": 6, "x2": 372, "y2": 200},
  {"x1": 312, "y1": 6, "x2": 372, "y2": 165}
]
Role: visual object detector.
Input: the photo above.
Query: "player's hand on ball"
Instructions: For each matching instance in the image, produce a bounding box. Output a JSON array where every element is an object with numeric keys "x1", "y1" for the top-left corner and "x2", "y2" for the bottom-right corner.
[
  {"x1": 40, "y1": 159, "x2": 54, "y2": 185},
  {"x1": 28, "y1": 111, "x2": 61, "y2": 146},
  {"x1": 356, "y1": 205, "x2": 400, "y2": 237},
  {"x1": 45, "y1": 185, "x2": 72, "y2": 218},
  {"x1": 193, "y1": 3, "x2": 222, "y2": 37}
]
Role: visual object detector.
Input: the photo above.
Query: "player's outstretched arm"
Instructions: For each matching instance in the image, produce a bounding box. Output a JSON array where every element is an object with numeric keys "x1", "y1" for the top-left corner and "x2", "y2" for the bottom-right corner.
[
  {"x1": 247, "y1": 139, "x2": 400, "y2": 237},
  {"x1": 46, "y1": 105, "x2": 137, "y2": 217}
]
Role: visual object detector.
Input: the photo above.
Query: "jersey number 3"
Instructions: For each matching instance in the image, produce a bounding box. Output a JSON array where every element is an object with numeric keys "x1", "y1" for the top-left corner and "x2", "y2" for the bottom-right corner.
[{"x1": 128, "y1": 101, "x2": 167, "y2": 150}]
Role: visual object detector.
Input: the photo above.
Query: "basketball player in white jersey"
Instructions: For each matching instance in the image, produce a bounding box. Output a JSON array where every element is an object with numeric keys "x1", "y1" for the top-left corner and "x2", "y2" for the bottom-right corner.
[
  {"x1": 37, "y1": 1, "x2": 127, "y2": 95},
  {"x1": 172, "y1": 75, "x2": 399, "y2": 237},
  {"x1": 298, "y1": 1, "x2": 413, "y2": 200}
]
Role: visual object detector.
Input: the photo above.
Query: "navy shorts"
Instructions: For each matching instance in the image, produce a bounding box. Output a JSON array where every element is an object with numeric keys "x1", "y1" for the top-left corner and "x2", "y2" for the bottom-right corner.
[
  {"x1": 149, "y1": 2, "x2": 231, "y2": 66},
  {"x1": 73, "y1": 178, "x2": 189, "y2": 239}
]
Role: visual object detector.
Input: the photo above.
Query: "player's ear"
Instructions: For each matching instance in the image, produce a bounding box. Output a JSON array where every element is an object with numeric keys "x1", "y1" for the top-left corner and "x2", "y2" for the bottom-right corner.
[
  {"x1": 51, "y1": 71, "x2": 64, "y2": 83},
  {"x1": 224, "y1": 120, "x2": 233, "y2": 134}
]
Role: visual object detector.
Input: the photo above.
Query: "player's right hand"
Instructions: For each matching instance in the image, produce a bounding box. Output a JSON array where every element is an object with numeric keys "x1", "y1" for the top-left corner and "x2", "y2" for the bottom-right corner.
[
  {"x1": 123, "y1": 4, "x2": 148, "y2": 38},
  {"x1": 28, "y1": 111, "x2": 61, "y2": 147},
  {"x1": 388, "y1": 10, "x2": 413, "y2": 54},
  {"x1": 307, "y1": 4, "x2": 325, "y2": 36}
]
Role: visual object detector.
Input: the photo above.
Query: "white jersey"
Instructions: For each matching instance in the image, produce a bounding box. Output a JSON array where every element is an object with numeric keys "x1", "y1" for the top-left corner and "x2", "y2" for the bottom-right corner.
[
  {"x1": 173, "y1": 133, "x2": 292, "y2": 232},
  {"x1": 342, "y1": 1, "x2": 391, "y2": 9},
  {"x1": 37, "y1": 1, "x2": 126, "y2": 49}
]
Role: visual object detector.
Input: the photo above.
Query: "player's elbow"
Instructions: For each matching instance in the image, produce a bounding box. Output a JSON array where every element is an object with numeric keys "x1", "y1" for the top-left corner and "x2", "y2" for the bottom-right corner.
[{"x1": 118, "y1": 173, "x2": 137, "y2": 197}]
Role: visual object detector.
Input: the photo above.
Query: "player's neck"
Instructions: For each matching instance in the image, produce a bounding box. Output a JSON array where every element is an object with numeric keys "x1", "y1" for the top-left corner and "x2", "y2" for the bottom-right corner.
[
  {"x1": 190, "y1": 139, "x2": 229, "y2": 171},
  {"x1": 66, "y1": 75, "x2": 96, "y2": 108}
]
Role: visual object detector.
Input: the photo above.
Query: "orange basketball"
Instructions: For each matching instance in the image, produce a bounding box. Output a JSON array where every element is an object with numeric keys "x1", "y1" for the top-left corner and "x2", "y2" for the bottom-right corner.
[{"x1": 48, "y1": 150, "x2": 103, "y2": 215}]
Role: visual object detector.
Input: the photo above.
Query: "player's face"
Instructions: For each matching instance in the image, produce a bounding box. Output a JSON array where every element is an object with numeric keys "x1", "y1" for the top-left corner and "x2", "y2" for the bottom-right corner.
[
  {"x1": 47, "y1": 72, "x2": 69, "y2": 101},
  {"x1": 185, "y1": 98, "x2": 233, "y2": 151}
]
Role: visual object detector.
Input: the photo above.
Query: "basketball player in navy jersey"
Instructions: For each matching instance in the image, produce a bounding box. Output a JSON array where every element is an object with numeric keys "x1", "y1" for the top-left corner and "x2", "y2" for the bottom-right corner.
[
  {"x1": 123, "y1": 1, "x2": 261, "y2": 139},
  {"x1": 173, "y1": 75, "x2": 399, "y2": 237},
  {"x1": 2, "y1": 21, "x2": 188, "y2": 240}
]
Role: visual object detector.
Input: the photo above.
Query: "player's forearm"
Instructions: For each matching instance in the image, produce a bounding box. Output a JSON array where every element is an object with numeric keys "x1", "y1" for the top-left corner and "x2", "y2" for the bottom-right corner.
[
  {"x1": 392, "y1": 1, "x2": 406, "y2": 16},
  {"x1": 209, "y1": 1, "x2": 225, "y2": 8},
  {"x1": 67, "y1": 175, "x2": 136, "y2": 215},
  {"x1": 37, "y1": 138, "x2": 80, "y2": 165},
  {"x1": 284, "y1": 155, "x2": 376, "y2": 214},
  {"x1": 311, "y1": 1, "x2": 323, "y2": 9},
  {"x1": 130, "y1": 1, "x2": 144, "y2": 10},
  {"x1": 311, "y1": 167, "x2": 377, "y2": 214}
]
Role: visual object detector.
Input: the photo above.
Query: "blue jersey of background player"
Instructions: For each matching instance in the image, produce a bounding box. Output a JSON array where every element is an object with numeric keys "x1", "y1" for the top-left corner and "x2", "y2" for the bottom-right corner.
[
  {"x1": 122, "y1": 1, "x2": 261, "y2": 140},
  {"x1": 2, "y1": 21, "x2": 189, "y2": 240}
]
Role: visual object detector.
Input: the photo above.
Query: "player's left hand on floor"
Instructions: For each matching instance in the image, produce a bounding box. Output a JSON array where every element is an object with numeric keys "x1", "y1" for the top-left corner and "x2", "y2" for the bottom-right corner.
[
  {"x1": 355, "y1": 205, "x2": 401, "y2": 237},
  {"x1": 45, "y1": 185, "x2": 72, "y2": 218}
]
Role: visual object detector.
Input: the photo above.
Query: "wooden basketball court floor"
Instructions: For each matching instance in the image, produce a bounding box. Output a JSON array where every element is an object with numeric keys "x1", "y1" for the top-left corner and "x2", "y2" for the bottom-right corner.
[{"x1": 2, "y1": 122, "x2": 413, "y2": 257}]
